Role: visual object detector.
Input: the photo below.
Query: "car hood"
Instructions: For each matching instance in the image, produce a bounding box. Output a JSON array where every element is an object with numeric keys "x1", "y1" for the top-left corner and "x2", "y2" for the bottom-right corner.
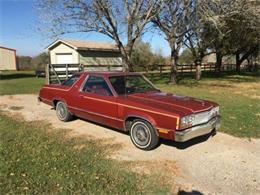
[{"x1": 127, "y1": 92, "x2": 216, "y2": 116}]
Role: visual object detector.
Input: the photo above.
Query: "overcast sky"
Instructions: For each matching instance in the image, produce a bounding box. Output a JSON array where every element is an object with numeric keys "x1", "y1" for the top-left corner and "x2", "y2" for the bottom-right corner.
[{"x1": 0, "y1": 0, "x2": 171, "y2": 57}]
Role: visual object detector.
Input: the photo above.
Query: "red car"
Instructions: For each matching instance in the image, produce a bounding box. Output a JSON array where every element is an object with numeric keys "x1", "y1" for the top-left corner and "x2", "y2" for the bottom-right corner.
[{"x1": 39, "y1": 72, "x2": 220, "y2": 150}]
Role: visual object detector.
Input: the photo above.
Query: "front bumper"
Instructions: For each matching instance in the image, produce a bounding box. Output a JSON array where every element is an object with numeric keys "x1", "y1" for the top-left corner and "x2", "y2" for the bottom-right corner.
[{"x1": 174, "y1": 116, "x2": 221, "y2": 142}]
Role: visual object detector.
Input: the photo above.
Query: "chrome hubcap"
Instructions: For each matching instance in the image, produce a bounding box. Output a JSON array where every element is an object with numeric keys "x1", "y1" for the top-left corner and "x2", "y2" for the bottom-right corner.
[
  {"x1": 57, "y1": 103, "x2": 66, "y2": 119},
  {"x1": 132, "y1": 123, "x2": 150, "y2": 146}
]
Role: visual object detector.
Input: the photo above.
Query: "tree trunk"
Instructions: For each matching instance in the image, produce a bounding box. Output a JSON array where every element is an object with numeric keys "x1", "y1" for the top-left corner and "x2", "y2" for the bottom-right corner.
[
  {"x1": 215, "y1": 52, "x2": 222, "y2": 74},
  {"x1": 121, "y1": 51, "x2": 133, "y2": 72},
  {"x1": 170, "y1": 49, "x2": 178, "y2": 84},
  {"x1": 236, "y1": 53, "x2": 241, "y2": 72},
  {"x1": 195, "y1": 62, "x2": 202, "y2": 80},
  {"x1": 117, "y1": 41, "x2": 134, "y2": 72}
]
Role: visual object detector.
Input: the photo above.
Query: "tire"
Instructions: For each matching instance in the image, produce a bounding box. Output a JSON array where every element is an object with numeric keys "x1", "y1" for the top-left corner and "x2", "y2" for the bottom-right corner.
[
  {"x1": 56, "y1": 101, "x2": 73, "y2": 122},
  {"x1": 130, "y1": 119, "x2": 159, "y2": 150}
]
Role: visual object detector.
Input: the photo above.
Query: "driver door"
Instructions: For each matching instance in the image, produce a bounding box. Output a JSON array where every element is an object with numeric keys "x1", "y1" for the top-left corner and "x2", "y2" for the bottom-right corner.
[{"x1": 77, "y1": 75, "x2": 121, "y2": 128}]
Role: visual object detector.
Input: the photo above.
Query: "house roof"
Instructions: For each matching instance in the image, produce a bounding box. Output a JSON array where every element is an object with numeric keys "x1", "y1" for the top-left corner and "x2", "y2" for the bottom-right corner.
[{"x1": 46, "y1": 39, "x2": 119, "y2": 52}]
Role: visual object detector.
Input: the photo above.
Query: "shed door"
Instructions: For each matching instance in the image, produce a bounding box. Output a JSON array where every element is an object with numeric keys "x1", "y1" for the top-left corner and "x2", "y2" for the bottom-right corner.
[{"x1": 56, "y1": 53, "x2": 73, "y2": 64}]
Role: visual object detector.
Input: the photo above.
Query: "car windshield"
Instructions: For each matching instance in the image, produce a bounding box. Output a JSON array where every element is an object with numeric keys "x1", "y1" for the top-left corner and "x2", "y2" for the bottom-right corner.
[{"x1": 109, "y1": 75, "x2": 158, "y2": 95}]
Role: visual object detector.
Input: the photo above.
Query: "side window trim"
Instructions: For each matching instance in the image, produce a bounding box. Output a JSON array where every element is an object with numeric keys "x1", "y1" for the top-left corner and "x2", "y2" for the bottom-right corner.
[{"x1": 80, "y1": 75, "x2": 89, "y2": 92}]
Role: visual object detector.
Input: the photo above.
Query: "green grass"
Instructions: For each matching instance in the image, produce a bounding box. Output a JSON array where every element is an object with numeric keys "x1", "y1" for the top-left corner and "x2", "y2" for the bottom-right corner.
[
  {"x1": 0, "y1": 113, "x2": 168, "y2": 194},
  {"x1": 0, "y1": 71, "x2": 45, "y2": 95}
]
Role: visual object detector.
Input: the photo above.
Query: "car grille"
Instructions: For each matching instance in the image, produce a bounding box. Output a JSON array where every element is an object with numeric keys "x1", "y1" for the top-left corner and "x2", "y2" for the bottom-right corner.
[{"x1": 194, "y1": 109, "x2": 215, "y2": 125}]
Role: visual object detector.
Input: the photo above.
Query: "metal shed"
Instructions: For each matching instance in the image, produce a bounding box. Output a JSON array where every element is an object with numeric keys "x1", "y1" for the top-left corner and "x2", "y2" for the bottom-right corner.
[
  {"x1": 0, "y1": 46, "x2": 17, "y2": 70},
  {"x1": 46, "y1": 39, "x2": 122, "y2": 70}
]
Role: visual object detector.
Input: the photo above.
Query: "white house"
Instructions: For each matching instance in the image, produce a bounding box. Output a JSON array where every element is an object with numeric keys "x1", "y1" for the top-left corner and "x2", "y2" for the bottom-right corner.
[{"x1": 46, "y1": 39, "x2": 122, "y2": 67}]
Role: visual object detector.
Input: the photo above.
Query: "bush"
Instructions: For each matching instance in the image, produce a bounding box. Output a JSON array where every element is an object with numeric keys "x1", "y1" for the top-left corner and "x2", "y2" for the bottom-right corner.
[{"x1": 17, "y1": 52, "x2": 49, "y2": 71}]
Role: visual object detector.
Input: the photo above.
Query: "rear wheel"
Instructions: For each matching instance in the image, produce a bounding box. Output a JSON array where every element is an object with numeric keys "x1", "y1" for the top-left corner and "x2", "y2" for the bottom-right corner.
[
  {"x1": 56, "y1": 101, "x2": 73, "y2": 122},
  {"x1": 130, "y1": 119, "x2": 159, "y2": 150}
]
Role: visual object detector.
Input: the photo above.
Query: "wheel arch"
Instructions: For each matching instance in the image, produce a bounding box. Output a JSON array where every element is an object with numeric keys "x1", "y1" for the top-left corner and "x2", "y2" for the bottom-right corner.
[
  {"x1": 52, "y1": 98, "x2": 67, "y2": 109},
  {"x1": 124, "y1": 114, "x2": 158, "y2": 134}
]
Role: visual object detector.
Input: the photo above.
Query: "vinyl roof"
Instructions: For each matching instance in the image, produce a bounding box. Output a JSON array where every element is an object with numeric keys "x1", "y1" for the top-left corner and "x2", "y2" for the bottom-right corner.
[{"x1": 83, "y1": 71, "x2": 141, "y2": 77}]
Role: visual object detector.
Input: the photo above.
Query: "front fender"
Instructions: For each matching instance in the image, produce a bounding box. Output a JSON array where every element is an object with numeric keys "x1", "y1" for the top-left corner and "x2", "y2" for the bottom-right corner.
[{"x1": 124, "y1": 112, "x2": 158, "y2": 129}]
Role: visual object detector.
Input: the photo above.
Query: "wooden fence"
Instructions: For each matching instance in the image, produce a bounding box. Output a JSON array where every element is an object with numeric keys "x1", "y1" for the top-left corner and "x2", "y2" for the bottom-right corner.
[
  {"x1": 46, "y1": 63, "x2": 258, "y2": 84},
  {"x1": 138, "y1": 63, "x2": 259, "y2": 74},
  {"x1": 46, "y1": 63, "x2": 84, "y2": 84},
  {"x1": 46, "y1": 64, "x2": 123, "y2": 84}
]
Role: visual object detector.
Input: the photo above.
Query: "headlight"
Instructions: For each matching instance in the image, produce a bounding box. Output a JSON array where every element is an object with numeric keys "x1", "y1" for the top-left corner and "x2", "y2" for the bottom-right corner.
[
  {"x1": 212, "y1": 106, "x2": 220, "y2": 116},
  {"x1": 180, "y1": 114, "x2": 195, "y2": 129}
]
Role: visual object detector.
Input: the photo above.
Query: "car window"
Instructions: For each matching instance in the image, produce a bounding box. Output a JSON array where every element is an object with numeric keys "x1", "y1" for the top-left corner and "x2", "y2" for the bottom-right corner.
[
  {"x1": 82, "y1": 76, "x2": 113, "y2": 96},
  {"x1": 109, "y1": 75, "x2": 157, "y2": 95},
  {"x1": 62, "y1": 74, "x2": 81, "y2": 86}
]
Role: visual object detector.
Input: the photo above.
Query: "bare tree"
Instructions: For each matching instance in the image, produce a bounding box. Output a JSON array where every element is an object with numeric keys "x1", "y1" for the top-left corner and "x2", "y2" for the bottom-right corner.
[
  {"x1": 152, "y1": 0, "x2": 193, "y2": 84},
  {"x1": 184, "y1": 32, "x2": 207, "y2": 80},
  {"x1": 36, "y1": 0, "x2": 162, "y2": 71},
  {"x1": 183, "y1": 1, "x2": 215, "y2": 80}
]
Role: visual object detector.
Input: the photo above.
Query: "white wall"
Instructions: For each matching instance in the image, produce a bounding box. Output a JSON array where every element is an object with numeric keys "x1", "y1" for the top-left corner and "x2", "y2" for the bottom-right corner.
[
  {"x1": 49, "y1": 43, "x2": 79, "y2": 64},
  {"x1": 0, "y1": 48, "x2": 16, "y2": 70}
]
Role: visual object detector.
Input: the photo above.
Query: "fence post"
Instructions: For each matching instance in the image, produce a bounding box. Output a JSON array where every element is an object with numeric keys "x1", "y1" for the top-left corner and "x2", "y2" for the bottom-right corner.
[
  {"x1": 66, "y1": 64, "x2": 68, "y2": 80},
  {"x1": 108, "y1": 64, "x2": 110, "y2": 71},
  {"x1": 46, "y1": 64, "x2": 49, "y2": 84},
  {"x1": 50, "y1": 64, "x2": 61, "y2": 84}
]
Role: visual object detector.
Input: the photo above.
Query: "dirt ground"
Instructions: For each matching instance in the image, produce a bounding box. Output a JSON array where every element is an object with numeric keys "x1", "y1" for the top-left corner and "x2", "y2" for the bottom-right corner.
[{"x1": 1, "y1": 94, "x2": 259, "y2": 195}]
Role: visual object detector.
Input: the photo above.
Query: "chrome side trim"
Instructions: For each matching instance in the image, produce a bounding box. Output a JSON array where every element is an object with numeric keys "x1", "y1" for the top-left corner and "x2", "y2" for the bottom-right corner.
[
  {"x1": 67, "y1": 105, "x2": 124, "y2": 122},
  {"x1": 175, "y1": 116, "x2": 220, "y2": 142}
]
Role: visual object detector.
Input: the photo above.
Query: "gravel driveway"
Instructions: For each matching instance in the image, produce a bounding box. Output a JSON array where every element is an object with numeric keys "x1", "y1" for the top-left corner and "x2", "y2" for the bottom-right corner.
[{"x1": 1, "y1": 94, "x2": 259, "y2": 195}]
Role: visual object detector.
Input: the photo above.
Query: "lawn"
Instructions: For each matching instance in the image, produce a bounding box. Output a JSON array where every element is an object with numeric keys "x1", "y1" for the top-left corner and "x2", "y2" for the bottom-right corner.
[
  {"x1": 0, "y1": 71, "x2": 45, "y2": 95},
  {"x1": 0, "y1": 70, "x2": 259, "y2": 138},
  {"x1": 0, "y1": 113, "x2": 168, "y2": 194}
]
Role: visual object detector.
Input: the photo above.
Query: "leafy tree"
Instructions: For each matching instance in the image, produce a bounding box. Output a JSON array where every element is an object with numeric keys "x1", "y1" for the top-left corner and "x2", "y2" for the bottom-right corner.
[
  {"x1": 31, "y1": 52, "x2": 50, "y2": 70},
  {"x1": 178, "y1": 49, "x2": 193, "y2": 65},
  {"x1": 130, "y1": 41, "x2": 166, "y2": 71},
  {"x1": 197, "y1": 0, "x2": 259, "y2": 73},
  {"x1": 151, "y1": 48, "x2": 166, "y2": 67},
  {"x1": 130, "y1": 42, "x2": 153, "y2": 71},
  {"x1": 17, "y1": 56, "x2": 32, "y2": 70},
  {"x1": 223, "y1": 2, "x2": 259, "y2": 71}
]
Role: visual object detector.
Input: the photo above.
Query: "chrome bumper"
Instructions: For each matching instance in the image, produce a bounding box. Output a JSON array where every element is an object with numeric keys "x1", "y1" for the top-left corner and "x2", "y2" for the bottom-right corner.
[{"x1": 174, "y1": 116, "x2": 221, "y2": 142}]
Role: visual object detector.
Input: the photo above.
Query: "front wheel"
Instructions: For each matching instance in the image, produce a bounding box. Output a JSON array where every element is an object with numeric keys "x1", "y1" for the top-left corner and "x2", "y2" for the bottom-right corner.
[
  {"x1": 130, "y1": 119, "x2": 159, "y2": 150},
  {"x1": 56, "y1": 101, "x2": 73, "y2": 122}
]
